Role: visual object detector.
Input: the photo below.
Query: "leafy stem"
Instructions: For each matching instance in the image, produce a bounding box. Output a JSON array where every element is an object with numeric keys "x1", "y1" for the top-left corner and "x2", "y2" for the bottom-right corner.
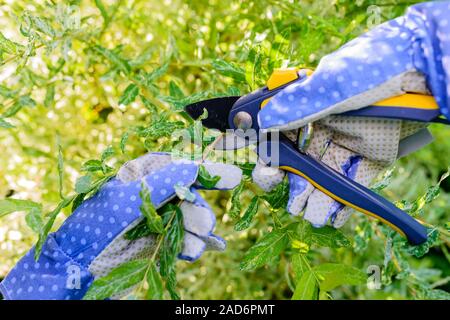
[
  {"x1": 201, "y1": 132, "x2": 224, "y2": 161},
  {"x1": 137, "y1": 200, "x2": 180, "y2": 296}
]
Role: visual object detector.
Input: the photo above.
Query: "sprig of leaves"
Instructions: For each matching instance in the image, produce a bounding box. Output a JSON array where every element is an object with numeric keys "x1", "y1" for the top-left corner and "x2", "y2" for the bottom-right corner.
[
  {"x1": 84, "y1": 203, "x2": 184, "y2": 300},
  {"x1": 139, "y1": 182, "x2": 164, "y2": 233},
  {"x1": 234, "y1": 197, "x2": 259, "y2": 231},
  {"x1": 33, "y1": 145, "x2": 117, "y2": 259},
  {"x1": 240, "y1": 223, "x2": 293, "y2": 271},
  {"x1": 197, "y1": 165, "x2": 221, "y2": 189},
  {"x1": 292, "y1": 263, "x2": 366, "y2": 300}
]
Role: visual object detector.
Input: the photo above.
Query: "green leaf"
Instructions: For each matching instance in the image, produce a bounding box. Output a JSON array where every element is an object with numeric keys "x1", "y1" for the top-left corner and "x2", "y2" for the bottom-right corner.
[
  {"x1": 425, "y1": 171, "x2": 449, "y2": 204},
  {"x1": 139, "y1": 115, "x2": 184, "y2": 139},
  {"x1": 18, "y1": 95, "x2": 36, "y2": 107},
  {"x1": 165, "y1": 270, "x2": 180, "y2": 300},
  {"x1": 28, "y1": 15, "x2": 56, "y2": 37},
  {"x1": 0, "y1": 198, "x2": 42, "y2": 218},
  {"x1": 310, "y1": 226, "x2": 352, "y2": 248},
  {"x1": 35, "y1": 197, "x2": 73, "y2": 260},
  {"x1": 420, "y1": 185, "x2": 441, "y2": 206},
  {"x1": 130, "y1": 47, "x2": 155, "y2": 68},
  {"x1": 185, "y1": 120, "x2": 203, "y2": 149},
  {"x1": 120, "y1": 132, "x2": 129, "y2": 154},
  {"x1": 405, "y1": 228, "x2": 439, "y2": 258},
  {"x1": 101, "y1": 146, "x2": 115, "y2": 162},
  {"x1": 245, "y1": 46, "x2": 264, "y2": 89},
  {"x1": 94, "y1": 0, "x2": 110, "y2": 24},
  {"x1": 1, "y1": 96, "x2": 36, "y2": 118},
  {"x1": 291, "y1": 253, "x2": 309, "y2": 282},
  {"x1": 174, "y1": 183, "x2": 196, "y2": 202},
  {"x1": 197, "y1": 165, "x2": 221, "y2": 189},
  {"x1": 227, "y1": 86, "x2": 240, "y2": 96},
  {"x1": 425, "y1": 288, "x2": 450, "y2": 300},
  {"x1": 124, "y1": 219, "x2": 153, "y2": 240},
  {"x1": 146, "y1": 261, "x2": 164, "y2": 300},
  {"x1": 140, "y1": 95, "x2": 158, "y2": 115},
  {"x1": 83, "y1": 260, "x2": 148, "y2": 300},
  {"x1": 160, "y1": 206, "x2": 184, "y2": 262},
  {"x1": 234, "y1": 197, "x2": 259, "y2": 231},
  {"x1": 81, "y1": 159, "x2": 103, "y2": 172},
  {"x1": 292, "y1": 270, "x2": 318, "y2": 300},
  {"x1": 313, "y1": 263, "x2": 367, "y2": 292},
  {"x1": 371, "y1": 168, "x2": 393, "y2": 192},
  {"x1": 93, "y1": 45, "x2": 131, "y2": 75},
  {"x1": 44, "y1": 83, "x2": 55, "y2": 108},
  {"x1": 145, "y1": 61, "x2": 169, "y2": 85},
  {"x1": 240, "y1": 227, "x2": 289, "y2": 271},
  {"x1": 119, "y1": 84, "x2": 139, "y2": 105},
  {"x1": 412, "y1": 169, "x2": 449, "y2": 215},
  {"x1": 75, "y1": 175, "x2": 93, "y2": 194},
  {"x1": 169, "y1": 81, "x2": 184, "y2": 98},
  {"x1": 159, "y1": 91, "x2": 210, "y2": 112},
  {"x1": 0, "y1": 32, "x2": 24, "y2": 54},
  {"x1": 0, "y1": 85, "x2": 17, "y2": 98},
  {"x1": 296, "y1": 220, "x2": 313, "y2": 244},
  {"x1": 261, "y1": 179, "x2": 289, "y2": 209},
  {"x1": 0, "y1": 117, "x2": 15, "y2": 129},
  {"x1": 228, "y1": 181, "x2": 244, "y2": 219},
  {"x1": 197, "y1": 108, "x2": 209, "y2": 120},
  {"x1": 237, "y1": 163, "x2": 255, "y2": 177},
  {"x1": 56, "y1": 135, "x2": 64, "y2": 199},
  {"x1": 2, "y1": 103, "x2": 22, "y2": 118},
  {"x1": 71, "y1": 193, "x2": 86, "y2": 212},
  {"x1": 159, "y1": 204, "x2": 184, "y2": 300},
  {"x1": 139, "y1": 182, "x2": 164, "y2": 234},
  {"x1": 212, "y1": 59, "x2": 246, "y2": 82},
  {"x1": 25, "y1": 207, "x2": 43, "y2": 233}
]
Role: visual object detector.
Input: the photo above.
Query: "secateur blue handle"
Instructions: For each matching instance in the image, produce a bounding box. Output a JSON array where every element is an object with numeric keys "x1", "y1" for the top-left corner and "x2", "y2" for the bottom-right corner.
[
  {"x1": 228, "y1": 75, "x2": 429, "y2": 245},
  {"x1": 265, "y1": 136, "x2": 427, "y2": 245}
]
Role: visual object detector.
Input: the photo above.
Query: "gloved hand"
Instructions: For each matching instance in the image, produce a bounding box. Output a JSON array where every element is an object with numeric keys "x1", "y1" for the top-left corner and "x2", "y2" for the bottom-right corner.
[
  {"x1": 252, "y1": 116, "x2": 431, "y2": 227},
  {"x1": 0, "y1": 152, "x2": 242, "y2": 300},
  {"x1": 253, "y1": 2, "x2": 450, "y2": 228},
  {"x1": 258, "y1": 2, "x2": 450, "y2": 130}
]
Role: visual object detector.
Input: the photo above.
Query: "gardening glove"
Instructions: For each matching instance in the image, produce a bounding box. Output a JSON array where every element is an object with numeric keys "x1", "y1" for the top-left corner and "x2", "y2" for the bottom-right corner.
[
  {"x1": 258, "y1": 1, "x2": 450, "y2": 130},
  {"x1": 0, "y1": 152, "x2": 242, "y2": 300},
  {"x1": 253, "y1": 1, "x2": 450, "y2": 228},
  {"x1": 252, "y1": 117, "x2": 432, "y2": 227}
]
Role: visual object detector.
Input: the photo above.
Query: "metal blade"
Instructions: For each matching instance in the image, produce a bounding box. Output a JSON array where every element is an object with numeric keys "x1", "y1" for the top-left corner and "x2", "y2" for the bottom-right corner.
[{"x1": 184, "y1": 96, "x2": 240, "y2": 132}]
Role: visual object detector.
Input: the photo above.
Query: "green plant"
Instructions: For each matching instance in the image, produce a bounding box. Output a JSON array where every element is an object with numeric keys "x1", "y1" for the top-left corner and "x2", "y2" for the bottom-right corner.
[{"x1": 0, "y1": 0, "x2": 448, "y2": 300}]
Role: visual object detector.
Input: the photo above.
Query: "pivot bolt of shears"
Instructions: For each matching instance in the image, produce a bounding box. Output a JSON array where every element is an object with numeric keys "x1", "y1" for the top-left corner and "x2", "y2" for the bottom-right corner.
[{"x1": 233, "y1": 111, "x2": 253, "y2": 130}]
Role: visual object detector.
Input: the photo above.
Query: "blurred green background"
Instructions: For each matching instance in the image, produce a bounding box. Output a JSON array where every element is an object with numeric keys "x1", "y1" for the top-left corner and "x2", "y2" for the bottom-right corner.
[{"x1": 0, "y1": 0, "x2": 448, "y2": 299}]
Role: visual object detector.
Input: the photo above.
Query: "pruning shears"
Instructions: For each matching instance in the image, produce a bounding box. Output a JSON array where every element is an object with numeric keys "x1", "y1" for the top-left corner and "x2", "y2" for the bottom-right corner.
[{"x1": 185, "y1": 68, "x2": 449, "y2": 245}]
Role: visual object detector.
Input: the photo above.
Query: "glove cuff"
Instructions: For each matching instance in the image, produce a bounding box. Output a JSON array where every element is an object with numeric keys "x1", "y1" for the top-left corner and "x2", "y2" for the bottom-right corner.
[{"x1": 0, "y1": 234, "x2": 94, "y2": 300}]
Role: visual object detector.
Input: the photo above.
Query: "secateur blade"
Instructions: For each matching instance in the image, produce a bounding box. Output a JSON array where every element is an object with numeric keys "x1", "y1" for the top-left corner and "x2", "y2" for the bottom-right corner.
[
  {"x1": 184, "y1": 96, "x2": 240, "y2": 132},
  {"x1": 185, "y1": 96, "x2": 258, "y2": 150}
]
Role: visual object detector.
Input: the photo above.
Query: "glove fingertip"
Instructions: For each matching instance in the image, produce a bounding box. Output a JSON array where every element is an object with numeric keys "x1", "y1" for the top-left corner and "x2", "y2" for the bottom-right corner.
[
  {"x1": 201, "y1": 162, "x2": 243, "y2": 190},
  {"x1": 331, "y1": 207, "x2": 353, "y2": 228},
  {"x1": 303, "y1": 215, "x2": 327, "y2": 228},
  {"x1": 202, "y1": 234, "x2": 226, "y2": 252},
  {"x1": 143, "y1": 162, "x2": 198, "y2": 207},
  {"x1": 286, "y1": 173, "x2": 312, "y2": 216},
  {"x1": 179, "y1": 232, "x2": 206, "y2": 262},
  {"x1": 180, "y1": 197, "x2": 216, "y2": 237},
  {"x1": 252, "y1": 160, "x2": 285, "y2": 192}
]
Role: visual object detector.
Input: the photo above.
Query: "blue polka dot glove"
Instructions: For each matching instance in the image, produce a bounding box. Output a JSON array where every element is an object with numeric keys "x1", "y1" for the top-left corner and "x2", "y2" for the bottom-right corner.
[
  {"x1": 258, "y1": 2, "x2": 450, "y2": 130},
  {"x1": 252, "y1": 118, "x2": 432, "y2": 228},
  {"x1": 0, "y1": 153, "x2": 242, "y2": 300},
  {"x1": 253, "y1": 2, "x2": 448, "y2": 228}
]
